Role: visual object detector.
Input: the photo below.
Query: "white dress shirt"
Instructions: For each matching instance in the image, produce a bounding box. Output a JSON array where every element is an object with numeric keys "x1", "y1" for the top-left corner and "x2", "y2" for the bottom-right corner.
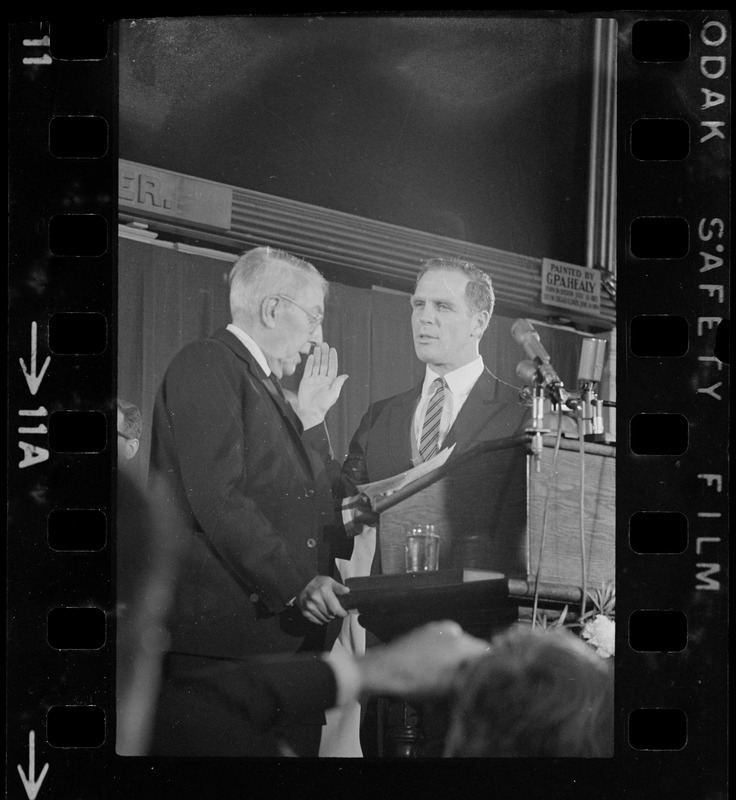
[
  {"x1": 226, "y1": 323, "x2": 271, "y2": 376},
  {"x1": 412, "y1": 356, "x2": 485, "y2": 453}
]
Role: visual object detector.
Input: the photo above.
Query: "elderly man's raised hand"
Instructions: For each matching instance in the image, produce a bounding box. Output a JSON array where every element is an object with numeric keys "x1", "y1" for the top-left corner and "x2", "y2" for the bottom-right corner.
[{"x1": 296, "y1": 343, "x2": 348, "y2": 429}]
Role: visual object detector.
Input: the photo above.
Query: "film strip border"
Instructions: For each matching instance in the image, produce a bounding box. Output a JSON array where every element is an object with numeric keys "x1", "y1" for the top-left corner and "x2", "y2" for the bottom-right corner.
[
  {"x1": 8, "y1": 20, "x2": 117, "y2": 799},
  {"x1": 6, "y1": 14, "x2": 730, "y2": 799},
  {"x1": 616, "y1": 13, "x2": 729, "y2": 796}
]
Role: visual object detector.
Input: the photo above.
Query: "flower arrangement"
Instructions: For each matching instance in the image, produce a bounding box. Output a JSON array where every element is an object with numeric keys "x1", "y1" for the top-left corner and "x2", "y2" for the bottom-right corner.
[
  {"x1": 579, "y1": 581, "x2": 615, "y2": 659},
  {"x1": 580, "y1": 613, "x2": 615, "y2": 658},
  {"x1": 531, "y1": 580, "x2": 615, "y2": 659}
]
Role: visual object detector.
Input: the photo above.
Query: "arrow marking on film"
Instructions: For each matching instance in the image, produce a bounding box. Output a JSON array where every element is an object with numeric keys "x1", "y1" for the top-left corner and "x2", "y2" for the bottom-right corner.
[
  {"x1": 19, "y1": 322, "x2": 51, "y2": 396},
  {"x1": 17, "y1": 730, "x2": 50, "y2": 800}
]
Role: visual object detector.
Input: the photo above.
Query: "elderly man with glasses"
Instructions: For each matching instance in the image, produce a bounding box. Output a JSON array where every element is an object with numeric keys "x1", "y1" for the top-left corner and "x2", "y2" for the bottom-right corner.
[{"x1": 147, "y1": 245, "x2": 351, "y2": 757}]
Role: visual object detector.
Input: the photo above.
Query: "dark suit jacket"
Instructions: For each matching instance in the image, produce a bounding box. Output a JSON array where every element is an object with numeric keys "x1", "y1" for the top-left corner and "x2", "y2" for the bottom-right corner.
[
  {"x1": 343, "y1": 367, "x2": 530, "y2": 489},
  {"x1": 150, "y1": 652, "x2": 338, "y2": 757},
  {"x1": 149, "y1": 328, "x2": 340, "y2": 660}
]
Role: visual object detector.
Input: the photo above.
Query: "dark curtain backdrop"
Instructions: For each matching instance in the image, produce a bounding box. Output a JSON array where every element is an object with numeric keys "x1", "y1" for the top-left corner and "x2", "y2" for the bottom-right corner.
[
  {"x1": 118, "y1": 238, "x2": 601, "y2": 486},
  {"x1": 120, "y1": 18, "x2": 596, "y2": 266}
]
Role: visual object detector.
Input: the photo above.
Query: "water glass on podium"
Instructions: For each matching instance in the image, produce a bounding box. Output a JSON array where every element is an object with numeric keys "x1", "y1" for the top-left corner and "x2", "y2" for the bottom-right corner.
[{"x1": 405, "y1": 524, "x2": 440, "y2": 572}]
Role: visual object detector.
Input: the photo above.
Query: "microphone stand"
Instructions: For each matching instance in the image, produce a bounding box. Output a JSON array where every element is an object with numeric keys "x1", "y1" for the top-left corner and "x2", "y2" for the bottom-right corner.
[
  {"x1": 518, "y1": 361, "x2": 575, "y2": 472},
  {"x1": 515, "y1": 335, "x2": 618, "y2": 625},
  {"x1": 519, "y1": 360, "x2": 618, "y2": 453},
  {"x1": 522, "y1": 382, "x2": 550, "y2": 473}
]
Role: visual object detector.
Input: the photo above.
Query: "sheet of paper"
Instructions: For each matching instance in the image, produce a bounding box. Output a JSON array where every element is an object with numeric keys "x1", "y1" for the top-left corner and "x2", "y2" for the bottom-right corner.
[{"x1": 356, "y1": 443, "x2": 456, "y2": 502}]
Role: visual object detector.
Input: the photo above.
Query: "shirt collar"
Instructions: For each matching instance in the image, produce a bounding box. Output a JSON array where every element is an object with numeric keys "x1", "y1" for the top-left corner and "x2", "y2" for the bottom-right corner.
[
  {"x1": 226, "y1": 323, "x2": 271, "y2": 377},
  {"x1": 423, "y1": 355, "x2": 484, "y2": 396}
]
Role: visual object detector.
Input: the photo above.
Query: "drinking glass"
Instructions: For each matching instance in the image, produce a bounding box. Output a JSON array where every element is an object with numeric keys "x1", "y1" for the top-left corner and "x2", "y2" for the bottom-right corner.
[{"x1": 405, "y1": 524, "x2": 440, "y2": 572}]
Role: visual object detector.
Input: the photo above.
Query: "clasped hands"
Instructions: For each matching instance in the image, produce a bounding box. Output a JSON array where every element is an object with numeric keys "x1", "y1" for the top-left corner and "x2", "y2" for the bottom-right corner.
[{"x1": 295, "y1": 342, "x2": 348, "y2": 430}]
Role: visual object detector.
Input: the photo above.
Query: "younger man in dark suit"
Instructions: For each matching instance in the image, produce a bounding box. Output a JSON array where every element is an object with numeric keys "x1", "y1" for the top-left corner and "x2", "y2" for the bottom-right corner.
[
  {"x1": 322, "y1": 257, "x2": 529, "y2": 756},
  {"x1": 343, "y1": 256, "x2": 529, "y2": 540}
]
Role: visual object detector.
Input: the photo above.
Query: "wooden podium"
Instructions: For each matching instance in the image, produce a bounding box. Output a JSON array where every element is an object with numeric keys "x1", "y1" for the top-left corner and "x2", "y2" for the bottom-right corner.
[
  {"x1": 373, "y1": 435, "x2": 615, "y2": 592},
  {"x1": 340, "y1": 571, "x2": 517, "y2": 757},
  {"x1": 342, "y1": 434, "x2": 615, "y2": 757},
  {"x1": 341, "y1": 570, "x2": 517, "y2": 642},
  {"x1": 526, "y1": 438, "x2": 615, "y2": 588}
]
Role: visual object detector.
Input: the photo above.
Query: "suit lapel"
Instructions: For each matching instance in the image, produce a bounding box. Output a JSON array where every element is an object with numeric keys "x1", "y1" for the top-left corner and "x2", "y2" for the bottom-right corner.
[
  {"x1": 212, "y1": 329, "x2": 313, "y2": 474},
  {"x1": 387, "y1": 383, "x2": 422, "y2": 473},
  {"x1": 260, "y1": 372, "x2": 304, "y2": 435},
  {"x1": 444, "y1": 369, "x2": 503, "y2": 453}
]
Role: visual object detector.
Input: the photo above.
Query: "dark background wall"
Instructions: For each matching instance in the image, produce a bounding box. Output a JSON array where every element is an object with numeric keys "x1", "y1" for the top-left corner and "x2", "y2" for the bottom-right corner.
[{"x1": 119, "y1": 16, "x2": 596, "y2": 266}]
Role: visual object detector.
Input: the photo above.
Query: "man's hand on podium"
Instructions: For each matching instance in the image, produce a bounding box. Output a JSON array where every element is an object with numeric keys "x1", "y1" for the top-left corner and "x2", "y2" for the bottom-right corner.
[{"x1": 296, "y1": 575, "x2": 350, "y2": 625}]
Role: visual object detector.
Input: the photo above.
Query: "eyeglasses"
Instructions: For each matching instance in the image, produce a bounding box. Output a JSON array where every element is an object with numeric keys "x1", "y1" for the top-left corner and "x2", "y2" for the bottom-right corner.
[
  {"x1": 276, "y1": 294, "x2": 324, "y2": 330},
  {"x1": 117, "y1": 431, "x2": 132, "y2": 441}
]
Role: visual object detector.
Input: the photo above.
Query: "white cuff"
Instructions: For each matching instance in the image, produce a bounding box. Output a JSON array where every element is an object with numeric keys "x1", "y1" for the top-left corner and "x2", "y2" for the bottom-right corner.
[
  {"x1": 323, "y1": 646, "x2": 362, "y2": 707},
  {"x1": 341, "y1": 495, "x2": 365, "y2": 537}
]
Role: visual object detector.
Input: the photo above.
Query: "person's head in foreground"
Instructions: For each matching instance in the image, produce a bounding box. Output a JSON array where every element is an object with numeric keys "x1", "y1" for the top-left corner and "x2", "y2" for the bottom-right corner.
[
  {"x1": 444, "y1": 624, "x2": 614, "y2": 757},
  {"x1": 117, "y1": 399, "x2": 142, "y2": 465}
]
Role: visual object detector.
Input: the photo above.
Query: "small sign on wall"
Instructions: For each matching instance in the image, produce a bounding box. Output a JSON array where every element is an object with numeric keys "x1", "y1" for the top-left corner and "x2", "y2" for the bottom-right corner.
[
  {"x1": 541, "y1": 258, "x2": 601, "y2": 316},
  {"x1": 118, "y1": 159, "x2": 233, "y2": 230}
]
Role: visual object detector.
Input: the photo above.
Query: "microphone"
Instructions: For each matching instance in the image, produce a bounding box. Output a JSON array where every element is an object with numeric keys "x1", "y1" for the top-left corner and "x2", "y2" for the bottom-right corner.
[
  {"x1": 511, "y1": 319, "x2": 564, "y2": 394},
  {"x1": 511, "y1": 319, "x2": 553, "y2": 365},
  {"x1": 577, "y1": 337, "x2": 607, "y2": 437},
  {"x1": 513, "y1": 323, "x2": 566, "y2": 471},
  {"x1": 577, "y1": 337, "x2": 607, "y2": 384},
  {"x1": 515, "y1": 359, "x2": 539, "y2": 386}
]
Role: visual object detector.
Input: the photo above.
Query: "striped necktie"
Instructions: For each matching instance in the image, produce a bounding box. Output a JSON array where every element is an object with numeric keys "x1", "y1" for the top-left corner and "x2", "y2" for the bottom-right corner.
[{"x1": 418, "y1": 377, "x2": 446, "y2": 462}]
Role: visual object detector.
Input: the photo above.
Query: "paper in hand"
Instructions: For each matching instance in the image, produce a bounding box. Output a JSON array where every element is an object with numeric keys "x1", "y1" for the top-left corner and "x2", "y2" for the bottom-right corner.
[{"x1": 356, "y1": 444, "x2": 456, "y2": 504}]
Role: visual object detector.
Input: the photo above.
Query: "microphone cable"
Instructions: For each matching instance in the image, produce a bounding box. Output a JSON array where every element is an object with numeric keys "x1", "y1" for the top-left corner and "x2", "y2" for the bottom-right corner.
[
  {"x1": 531, "y1": 404, "x2": 565, "y2": 628},
  {"x1": 485, "y1": 366, "x2": 525, "y2": 394},
  {"x1": 577, "y1": 416, "x2": 588, "y2": 621}
]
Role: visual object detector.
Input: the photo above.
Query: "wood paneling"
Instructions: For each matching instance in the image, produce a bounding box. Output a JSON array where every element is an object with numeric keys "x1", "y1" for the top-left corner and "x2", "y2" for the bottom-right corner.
[{"x1": 527, "y1": 440, "x2": 615, "y2": 589}]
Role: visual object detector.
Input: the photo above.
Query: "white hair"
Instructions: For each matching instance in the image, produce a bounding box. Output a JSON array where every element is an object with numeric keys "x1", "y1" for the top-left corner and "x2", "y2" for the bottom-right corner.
[{"x1": 228, "y1": 246, "x2": 327, "y2": 321}]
